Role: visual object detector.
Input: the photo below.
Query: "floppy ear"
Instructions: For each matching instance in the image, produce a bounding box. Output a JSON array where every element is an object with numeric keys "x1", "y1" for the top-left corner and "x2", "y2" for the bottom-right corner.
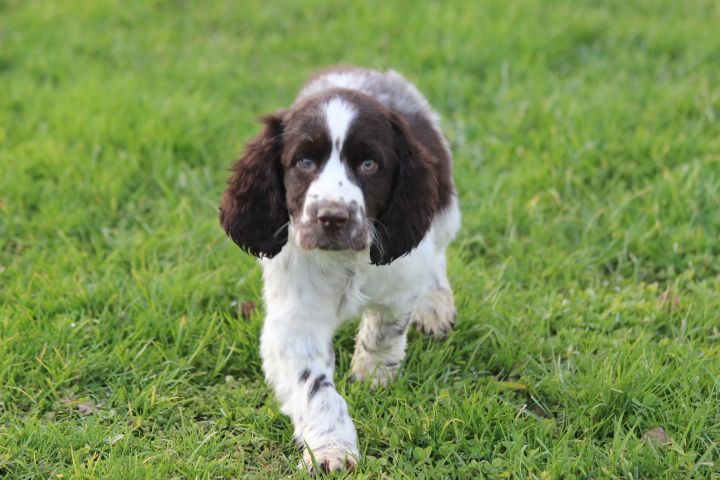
[
  {"x1": 370, "y1": 113, "x2": 439, "y2": 265},
  {"x1": 219, "y1": 112, "x2": 289, "y2": 258}
]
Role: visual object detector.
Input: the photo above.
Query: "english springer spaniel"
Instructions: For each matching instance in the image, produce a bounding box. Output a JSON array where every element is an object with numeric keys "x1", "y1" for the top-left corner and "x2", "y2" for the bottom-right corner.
[{"x1": 220, "y1": 67, "x2": 460, "y2": 472}]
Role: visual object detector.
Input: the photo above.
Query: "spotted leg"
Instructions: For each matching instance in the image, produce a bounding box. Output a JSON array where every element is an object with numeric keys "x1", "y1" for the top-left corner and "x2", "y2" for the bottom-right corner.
[
  {"x1": 261, "y1": 317, "x2": 359, "y2": 472},
  {"x1": 350, "y1": 309, "x2": 412, "y2": 386}
]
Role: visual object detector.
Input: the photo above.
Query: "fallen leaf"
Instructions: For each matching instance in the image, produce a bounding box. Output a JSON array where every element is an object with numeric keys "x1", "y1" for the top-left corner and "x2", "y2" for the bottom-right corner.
[
  {"x1": 107, "y1": 434, "x2": 125, "y2": 445},
  {"x1": 658, "y1": 288, "x2": 680, "y2": 312},
  {"x1": 525, "y1": 401, "x2": 553, "y2": 420},
  {"x1": 241, "y1": 301, "x2": 257, "y2": 320},
  {"x1": 495, "y1": 380, "x2": 528, "y2": 391},
  {"x1": 77, "y1": 402, "x2": 98, "y2": 415},
  {"x1": 642, "y1": 426, "x2": 671, "y2": 446}
]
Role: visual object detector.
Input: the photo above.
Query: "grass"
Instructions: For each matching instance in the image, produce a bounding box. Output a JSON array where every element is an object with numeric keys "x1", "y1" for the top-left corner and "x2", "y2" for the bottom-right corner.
[{"x1": 1, "y1": 0, "x2": 719, "y2": 478}]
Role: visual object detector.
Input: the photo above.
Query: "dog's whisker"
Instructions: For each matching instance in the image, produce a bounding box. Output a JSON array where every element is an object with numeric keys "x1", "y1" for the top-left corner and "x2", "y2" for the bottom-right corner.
[{"x1": 273, "y1": 221, "x2": 291, "y2": 240}]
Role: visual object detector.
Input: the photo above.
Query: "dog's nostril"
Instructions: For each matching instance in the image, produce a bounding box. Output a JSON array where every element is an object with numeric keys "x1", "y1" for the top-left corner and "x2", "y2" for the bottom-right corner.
[{"x1": 317, "y1": 208, "x2": 349, "y2": 230}]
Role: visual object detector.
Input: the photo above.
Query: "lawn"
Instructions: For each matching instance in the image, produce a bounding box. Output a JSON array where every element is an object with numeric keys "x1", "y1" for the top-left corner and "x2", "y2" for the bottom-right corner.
[{"x1": 1, "y1": 0, "x2": 719, "y2": 478}]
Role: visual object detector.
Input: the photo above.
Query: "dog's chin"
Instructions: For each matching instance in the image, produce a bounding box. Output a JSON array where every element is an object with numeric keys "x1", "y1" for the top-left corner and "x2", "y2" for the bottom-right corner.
[{"x1": 295, "y1": 223, "x2": 368, "y2": 252}]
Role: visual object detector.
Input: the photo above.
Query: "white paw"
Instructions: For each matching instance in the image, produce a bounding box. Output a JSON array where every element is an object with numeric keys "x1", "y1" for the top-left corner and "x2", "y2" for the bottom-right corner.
[
  {"x1": 412, "y1": 288, "x2": 456, "y2": 337},
  {"x1": 350, "y1": 354, "x2": 400, "y2": 387},
  {"x1": 300, "y1": 442, "x2": 359, "y2": 473}
]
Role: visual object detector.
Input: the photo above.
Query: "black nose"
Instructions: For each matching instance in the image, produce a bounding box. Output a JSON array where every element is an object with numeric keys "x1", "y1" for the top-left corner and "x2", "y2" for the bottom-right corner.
[{"x1": 317, "y1": 207, "x2": 349, "y2": 230}]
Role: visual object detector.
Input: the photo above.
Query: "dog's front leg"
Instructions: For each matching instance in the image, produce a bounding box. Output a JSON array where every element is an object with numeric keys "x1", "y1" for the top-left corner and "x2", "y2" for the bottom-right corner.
[
  {"x1": 350, "y1": 308, "x2": 412, "y2": 386},
  {"x1": 260, "y1": 314, "x2": 359, "y2": 472}
]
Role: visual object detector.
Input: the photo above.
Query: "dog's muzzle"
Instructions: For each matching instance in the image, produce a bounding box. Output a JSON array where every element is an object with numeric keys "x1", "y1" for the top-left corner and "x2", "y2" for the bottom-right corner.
[{"x1": 295, "y1": 200, "x2": 368, "y2": 251}]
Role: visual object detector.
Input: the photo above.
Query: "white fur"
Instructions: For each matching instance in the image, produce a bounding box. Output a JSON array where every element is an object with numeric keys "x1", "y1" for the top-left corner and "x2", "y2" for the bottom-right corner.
[
  {"x1": 260, "y1": 204, "x2": 460, "y2": 471},
  {"x1": 325, "y1": 98, "x2": 355, "y2": 151},
  {"x1": 259, "y1": 69, "x2": 461, "y2": 472}
]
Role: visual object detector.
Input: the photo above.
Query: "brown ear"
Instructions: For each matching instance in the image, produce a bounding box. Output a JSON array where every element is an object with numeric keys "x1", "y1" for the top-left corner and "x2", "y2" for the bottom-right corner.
[
  {"x1": 370, "y1": 113, "x2": 439, "y2": 265},
  {"x1": 219, "y1": 112, "x2": 288, "y2": 258}
]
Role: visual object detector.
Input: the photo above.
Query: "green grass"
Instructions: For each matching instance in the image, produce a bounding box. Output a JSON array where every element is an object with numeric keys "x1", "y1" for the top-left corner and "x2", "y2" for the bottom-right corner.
[{"x1": 1, "y1": 0, "x2": 719, "y2": 478}]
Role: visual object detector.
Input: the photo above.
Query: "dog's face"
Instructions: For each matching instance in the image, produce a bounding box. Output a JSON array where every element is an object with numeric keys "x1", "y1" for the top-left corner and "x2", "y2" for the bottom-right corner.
[
  {"x1": 220, "y1": 90, "x2": 439, "y2": 265},
  {"x1": 283, "y1": 94, "x2": 396, "y2": 252}
]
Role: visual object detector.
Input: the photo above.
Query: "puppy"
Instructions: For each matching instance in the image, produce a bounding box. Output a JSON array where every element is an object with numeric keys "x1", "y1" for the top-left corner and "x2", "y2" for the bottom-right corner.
[{"x1": 220, "y1": 67, "x2": 460, "y2": 472}]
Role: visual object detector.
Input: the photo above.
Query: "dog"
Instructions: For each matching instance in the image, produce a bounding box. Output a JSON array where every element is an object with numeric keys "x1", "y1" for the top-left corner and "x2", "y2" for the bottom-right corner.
[{"x1": 219, "y1": 67, "x2": 460, "y2": 472}]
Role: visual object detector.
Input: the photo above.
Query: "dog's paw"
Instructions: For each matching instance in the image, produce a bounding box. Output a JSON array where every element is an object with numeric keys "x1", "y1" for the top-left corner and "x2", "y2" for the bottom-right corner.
[
  {"x1": 412, "y1": 288, "x2": 456, "y2": 337},
  {"x1": 349, "y1": 357, "x2": 399, "y2": 387},
  {"x1": 300, "y1": 443, "x2": 359, "y2": 473}
]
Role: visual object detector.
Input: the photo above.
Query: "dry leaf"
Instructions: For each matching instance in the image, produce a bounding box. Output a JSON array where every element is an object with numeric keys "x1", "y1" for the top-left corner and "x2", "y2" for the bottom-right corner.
[
  {"x1": 658, "y1": 288, "x2": 681, "y2": 312},
  {"x1": 107, "y1": 434, "x2": 125, "y2": 445},
  {"x1": 241, "y1": 301, "x2": 257, "y2": 320},
  {"x1": 495, "y1": 380, "x2": 528, "y2": 391},
  {"x1": 77, "y1": 402, "x2": 98, "y2": 415},
  {"x1": 641, "y1": 426, "x2": 671, "y2": 446}
]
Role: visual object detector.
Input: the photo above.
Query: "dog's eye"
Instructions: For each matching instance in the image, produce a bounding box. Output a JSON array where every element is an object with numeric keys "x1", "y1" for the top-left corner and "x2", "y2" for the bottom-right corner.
[
  {"x1": 359, "y1": 159, "x2": 378, "y2": 173},
  {"x1": 297, "y1": 157, "x2": 316, "y2": 170}
]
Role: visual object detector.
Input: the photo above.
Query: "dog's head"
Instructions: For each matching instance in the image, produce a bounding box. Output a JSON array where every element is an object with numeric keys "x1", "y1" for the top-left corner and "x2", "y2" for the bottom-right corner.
[{"x1": 219, "y1": 90, "x2": 439, "y2": 265}]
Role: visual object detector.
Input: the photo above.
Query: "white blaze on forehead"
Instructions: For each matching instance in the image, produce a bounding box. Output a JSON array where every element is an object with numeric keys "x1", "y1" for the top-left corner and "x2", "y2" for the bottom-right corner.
[
  {"x1": 300, "y1": 98, "x2": 365, "y2": 222},
  {"x1": 325, "y1": 98, "x2": 356, "y2": 152}
]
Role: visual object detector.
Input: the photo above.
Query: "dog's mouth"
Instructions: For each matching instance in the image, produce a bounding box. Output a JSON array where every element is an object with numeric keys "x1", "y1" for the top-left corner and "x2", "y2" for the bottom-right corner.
[{"x1": 294, "y1": 220, "x2": 369, "y2": 252}]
